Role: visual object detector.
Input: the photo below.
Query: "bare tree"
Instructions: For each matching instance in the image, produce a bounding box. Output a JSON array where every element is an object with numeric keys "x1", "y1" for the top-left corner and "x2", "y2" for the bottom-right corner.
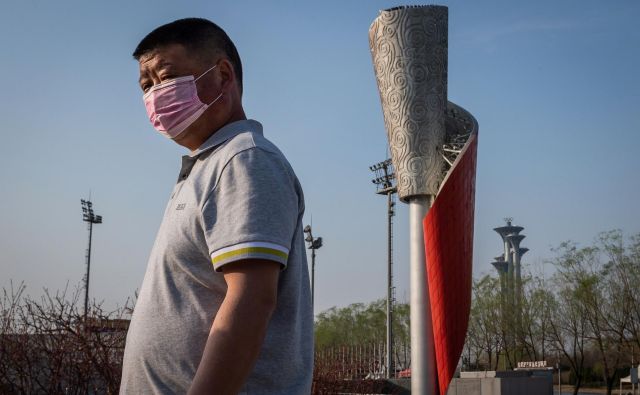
[{"x1": 0, "y1": 282, "x2": 132, "y2": 394}]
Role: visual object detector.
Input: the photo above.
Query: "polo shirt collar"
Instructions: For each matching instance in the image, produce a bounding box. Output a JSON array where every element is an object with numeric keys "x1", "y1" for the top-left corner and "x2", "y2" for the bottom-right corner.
[{"x1": 189, "y1": 119, "x2": 263, "y2": 158}]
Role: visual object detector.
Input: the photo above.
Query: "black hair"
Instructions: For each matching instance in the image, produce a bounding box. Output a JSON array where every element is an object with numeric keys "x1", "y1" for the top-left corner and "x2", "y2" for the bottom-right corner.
[{"x1": 133, "y1": 18, "x2": 243, "y2": 92}]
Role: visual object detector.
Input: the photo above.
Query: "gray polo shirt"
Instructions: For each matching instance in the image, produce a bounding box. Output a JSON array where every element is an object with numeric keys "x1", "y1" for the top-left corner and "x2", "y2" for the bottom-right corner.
[{"x1": 120, "y1": 120, "x2": 313, "y2": 394}]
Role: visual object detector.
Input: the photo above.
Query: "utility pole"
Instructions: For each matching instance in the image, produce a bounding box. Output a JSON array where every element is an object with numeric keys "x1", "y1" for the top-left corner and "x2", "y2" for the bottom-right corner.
[
  {"x1": 557, "y1": 351, "x2": 562, "y2": 395},
  {"x1": 370, "y1": 158, "x2": 397, "y2": 379},
  {"x1": 81, "y1": 199, "x2": 102, "y2": 323},
  {"x1": 303, "y1": 225, "x2": 322, "y2": 311},
  {"x1": 633, "y1": 346, "x2": 636, "y2": 395}
]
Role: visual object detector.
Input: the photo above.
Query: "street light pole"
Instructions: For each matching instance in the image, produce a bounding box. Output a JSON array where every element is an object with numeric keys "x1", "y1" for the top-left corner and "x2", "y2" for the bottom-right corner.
[
  {"x1": 557, "y1": 350, "x2": 562, "y2": 395},
  {"x1": 81, "y1": 199, "x2": 102, "y2": 323},
  {"x1": 303, "y1": 225, "x2": 322, "y2": 311},
  {"x1": 370, "y1": 158, "x2": 397, "y2": 379}
]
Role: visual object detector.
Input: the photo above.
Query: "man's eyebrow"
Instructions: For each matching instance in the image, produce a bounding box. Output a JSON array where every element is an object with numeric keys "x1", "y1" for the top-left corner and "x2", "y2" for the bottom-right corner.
[
  {"x1": 138, "y1": 60, "x2": 175, "y2": 83},
  {"x1": 156, "y1": 61, "x2": 174, "y2": 70}
]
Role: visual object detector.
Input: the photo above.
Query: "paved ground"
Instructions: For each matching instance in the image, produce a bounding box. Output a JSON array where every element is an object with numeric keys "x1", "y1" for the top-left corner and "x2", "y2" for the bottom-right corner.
[{"x1": 557, "y1": 386, "x2": 635, "y2": 395}]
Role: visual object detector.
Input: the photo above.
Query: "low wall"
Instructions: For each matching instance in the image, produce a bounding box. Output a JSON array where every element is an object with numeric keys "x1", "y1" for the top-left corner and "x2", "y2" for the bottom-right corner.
[{"x1": 447, "y1": 371, "x2": 553, "y2": 395}]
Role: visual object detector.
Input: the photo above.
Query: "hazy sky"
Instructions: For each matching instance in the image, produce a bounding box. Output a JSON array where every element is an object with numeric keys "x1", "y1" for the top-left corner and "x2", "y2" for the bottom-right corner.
[{"x1": 1, "y1": 0, "x2": 638, "y2": 315}]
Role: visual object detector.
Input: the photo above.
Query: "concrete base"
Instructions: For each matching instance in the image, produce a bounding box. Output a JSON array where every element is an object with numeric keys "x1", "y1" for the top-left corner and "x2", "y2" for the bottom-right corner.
[
  {"x1": 447, "y1": 371, "x2": 553, "y2": 395},
  {"x1": 318, "y1": 373, "x2": 550, "y2": 394},
  {"x1": 387, "y1": 379, "x2": 411, "y2": 394}
]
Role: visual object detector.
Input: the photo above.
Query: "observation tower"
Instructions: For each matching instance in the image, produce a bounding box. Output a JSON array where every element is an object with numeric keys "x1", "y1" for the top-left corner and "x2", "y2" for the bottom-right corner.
[{"x1": 492, "y1": 218, "x2": 528, "y2": 331}]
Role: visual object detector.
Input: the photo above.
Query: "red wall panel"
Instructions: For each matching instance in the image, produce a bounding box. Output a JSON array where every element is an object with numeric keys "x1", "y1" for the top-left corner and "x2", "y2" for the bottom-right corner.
[{"x1": 423, "y1": 133, "x2": 477, "y2": 395}]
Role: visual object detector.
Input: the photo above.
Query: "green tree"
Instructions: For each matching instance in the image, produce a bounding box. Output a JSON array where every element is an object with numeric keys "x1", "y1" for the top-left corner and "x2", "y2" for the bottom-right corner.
[
  {"x1": 314, "y1": 299, "x2": 411, "y2": 372},
  {"x1": 315, "y1": 299, "x2": 408, "y2": 350},
  {"x1": 466, "y1": 275, "x2": 503, "y2": 370},
  {"x1": 518, "y1": 275, "x2": 555, "y2": 363},
  {"x1": 549, "y1": 231, "x2": 638, "y2": 395}
]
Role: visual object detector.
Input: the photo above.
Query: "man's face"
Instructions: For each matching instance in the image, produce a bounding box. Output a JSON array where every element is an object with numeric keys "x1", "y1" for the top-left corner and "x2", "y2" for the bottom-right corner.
[
  {"x1": 138, "y1": 43, "x2": 218, "y2": 104},
  {"x1": 138, "y1": 43, "x2": 228, "y2": 144}
]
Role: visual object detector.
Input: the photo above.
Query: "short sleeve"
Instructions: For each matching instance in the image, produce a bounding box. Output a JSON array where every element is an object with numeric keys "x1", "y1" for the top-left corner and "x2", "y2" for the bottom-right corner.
[{"x1": 202, "y1": 147, "x2": 299, "y2": 272}]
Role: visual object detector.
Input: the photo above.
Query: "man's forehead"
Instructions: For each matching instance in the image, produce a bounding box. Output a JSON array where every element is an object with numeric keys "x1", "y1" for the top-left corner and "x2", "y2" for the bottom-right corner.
[{"x1": 138, "y1": 44, "x2": 190, "y2": 70}]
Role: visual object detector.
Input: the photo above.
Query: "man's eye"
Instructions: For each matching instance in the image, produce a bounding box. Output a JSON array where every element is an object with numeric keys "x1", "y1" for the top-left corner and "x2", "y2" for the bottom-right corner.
[{"x1": 141, "y1": 84, "x2": 151, "y2": 92}]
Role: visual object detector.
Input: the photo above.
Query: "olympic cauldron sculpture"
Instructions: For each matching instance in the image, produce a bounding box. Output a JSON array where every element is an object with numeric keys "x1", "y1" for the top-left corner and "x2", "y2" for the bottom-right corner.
[{"x1": 369, "y1": 6, "x2": 478, "y2": 395}]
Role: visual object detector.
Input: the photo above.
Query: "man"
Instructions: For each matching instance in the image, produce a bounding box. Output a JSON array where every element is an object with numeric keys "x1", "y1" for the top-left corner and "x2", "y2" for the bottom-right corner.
[{"x1": 120, "y1": 18, "x2": 313, "y2": 395}]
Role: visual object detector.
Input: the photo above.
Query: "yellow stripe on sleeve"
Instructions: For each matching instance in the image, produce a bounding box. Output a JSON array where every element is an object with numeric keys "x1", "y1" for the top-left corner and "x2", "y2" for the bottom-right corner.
[{"x1": 211, "y1": 246, "x2": 288, "y2": 265}]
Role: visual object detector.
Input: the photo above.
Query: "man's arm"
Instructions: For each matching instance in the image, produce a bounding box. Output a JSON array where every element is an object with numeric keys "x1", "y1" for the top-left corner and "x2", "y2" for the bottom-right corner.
[{"x1": 188, "y1": 259, "x2": 280, "y2": 395}]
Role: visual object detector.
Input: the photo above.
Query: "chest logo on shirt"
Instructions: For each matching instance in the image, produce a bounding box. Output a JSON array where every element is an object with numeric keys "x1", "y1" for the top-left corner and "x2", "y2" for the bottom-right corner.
[{"x1": 176, "y1": 203, "x2": 186, "y2": 210}]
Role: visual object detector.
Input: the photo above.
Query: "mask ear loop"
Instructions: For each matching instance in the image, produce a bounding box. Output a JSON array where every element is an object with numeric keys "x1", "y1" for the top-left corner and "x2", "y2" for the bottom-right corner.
[
  {"x1": 195, "y1": 64, "x2": 223, "y2": 106},
  {"x1": 207, "y1": 91, "x2": 223, "y2": 106},
  {"x1": 195, "y1": 64, "x2": 217, "y2": 82}
]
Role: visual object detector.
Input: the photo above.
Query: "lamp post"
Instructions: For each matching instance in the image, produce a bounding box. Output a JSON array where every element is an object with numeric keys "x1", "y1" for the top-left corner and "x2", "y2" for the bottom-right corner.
[
  {"x1": 370, "y1": 158, "x2": 397, "y2": 379},
  {"x1": 303, "y1": 225, "x2": 322, "y2": 311},
  {"x1": 81, "y1": 199, "x2": 102, "y2": 323},
  {"x1": 556, "y1": 351, "x2": 562, "y2": 395}
]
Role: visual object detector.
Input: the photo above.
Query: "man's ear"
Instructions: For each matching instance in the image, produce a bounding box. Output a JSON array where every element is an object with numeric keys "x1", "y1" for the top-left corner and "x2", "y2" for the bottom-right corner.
[{"x1": 217, "y1": 58, "x2": 236, "y2": 93}]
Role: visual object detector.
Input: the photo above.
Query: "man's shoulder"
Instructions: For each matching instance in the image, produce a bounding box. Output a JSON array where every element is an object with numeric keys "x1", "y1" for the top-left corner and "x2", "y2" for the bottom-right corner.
[
  {"x1": 224, "y1": 130, "x2": 284, "y2": 161},
  {"x1": 194, "y1": 121, "x2": 300, "y2": 197},
  {"x1": 211, "y1": 128, "x2": 292, "y2": 178}
]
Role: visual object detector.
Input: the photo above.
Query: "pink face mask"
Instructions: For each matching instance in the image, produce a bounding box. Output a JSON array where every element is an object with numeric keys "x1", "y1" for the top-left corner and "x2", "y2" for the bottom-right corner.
[{"x1": 143, "y1": 65, "x2": 222, "y2": 139}]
